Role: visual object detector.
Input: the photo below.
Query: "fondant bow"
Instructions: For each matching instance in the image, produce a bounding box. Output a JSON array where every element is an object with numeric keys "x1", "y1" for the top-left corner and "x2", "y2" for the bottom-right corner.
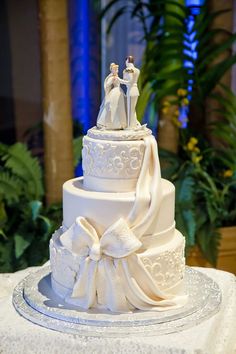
[
  {"x1": 60, "y1": 217, "x2": 188, "y2": 312},
  {"x1": 60, "y1": 217, "x2": 142, "y2": 311},
  {"x1": 60, "y1": 216, "x2": 142, "y2": 261}
]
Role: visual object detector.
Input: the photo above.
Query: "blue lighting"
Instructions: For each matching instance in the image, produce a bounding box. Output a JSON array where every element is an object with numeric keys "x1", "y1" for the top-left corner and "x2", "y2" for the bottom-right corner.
[
  {"x1": 178, "y1": 0, "x2": 203, "y2": 128},
  {"x1": 69, "y1": 0, "x2": 90, "y2": 134},
  {"x1": 80, "y1": 0, "x2": 90, "y2": 133},
  {"x1": 69, "y1": 0, "x2": 91, "y2": 176},
  {"x1": 179, "y1": 106, "x2": 189, "y2": 129},
  {"x1": 186, "y1": 0, "x2": 204, "y2": 4}
]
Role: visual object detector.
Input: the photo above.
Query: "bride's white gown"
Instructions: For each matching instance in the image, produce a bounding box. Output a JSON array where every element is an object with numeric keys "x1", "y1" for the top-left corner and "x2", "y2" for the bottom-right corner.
[{"x1": 97, "y1": 74, "x2": 127, "y2": 130}]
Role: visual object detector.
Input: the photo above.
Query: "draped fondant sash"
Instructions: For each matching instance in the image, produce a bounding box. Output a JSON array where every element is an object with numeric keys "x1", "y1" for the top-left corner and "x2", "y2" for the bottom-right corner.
[
  {"x1": 128, "y1": 135, "x2": 162, "y2": 238},
  {"x1": 60, "y1": 135, "x2": 187, "y2": 312}
]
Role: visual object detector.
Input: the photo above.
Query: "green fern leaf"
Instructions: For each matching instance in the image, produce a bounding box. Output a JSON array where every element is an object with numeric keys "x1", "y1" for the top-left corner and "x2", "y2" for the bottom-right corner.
[
  {"x1": 2, "y1": 143, "x2": 43, "y2": 200},
  {"x1": 0, "y1": 240, "x2": 13, "y2": 272},
  {"x1": 14, "y1": 233, "x2": 31, "y2": 259},
  {"x1": 175, "y1": 176, "x2": 195, "y2": 205},
  {"x1": 159, "y1": 149, "x2": 180, "y2": 179},
  {"x1": 174, "y1": 175, "x2": 196, "y2": 246},
  {"x1": 206, "y1": 199, "x2": 218, "y2": 224},
  {"x1": 29, "y1": 200, "x2": 42, "y2": 221},
  {"x1": 137, "y1": 82, "x2": 153, "y2": 121},
  {"x1": 0, "y1": 201, "x2": 7, "y2": 229},
  {"x1": 0, "y1": 143, "x2": 7, "y2": 156},
  {"x1": 176, "y1": 208, "x2": 196, "y2": 246},
  {"x1": 0, "y1": 171, "x2": 22, "y2": 203},
  {"x1": 197, "y1": 225, "x2": 221, "y2": 266}
]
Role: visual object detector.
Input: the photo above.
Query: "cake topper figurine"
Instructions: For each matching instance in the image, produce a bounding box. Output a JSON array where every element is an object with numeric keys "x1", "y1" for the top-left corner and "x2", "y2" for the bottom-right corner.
[
  {"x1": 97, "y1": 56, "x2": 141, "y2": 130},
  {"x1": 123, "y1": 56, "x2": 141, "y2": 129},
  {"x1": 97, "y1": 63, "x2": 126, "y2": 130}
]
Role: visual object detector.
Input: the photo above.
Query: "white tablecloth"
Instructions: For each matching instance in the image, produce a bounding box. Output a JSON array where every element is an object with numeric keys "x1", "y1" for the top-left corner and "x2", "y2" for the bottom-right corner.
[{"x1": 0, "y1": 265, "x2": 235, "y2": 354}]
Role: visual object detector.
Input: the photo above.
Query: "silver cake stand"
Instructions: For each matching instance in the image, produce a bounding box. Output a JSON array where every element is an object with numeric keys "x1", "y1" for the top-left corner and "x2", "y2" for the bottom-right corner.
[{"x1": 13, "y1": 266, "x2": 221, "y2": 337}]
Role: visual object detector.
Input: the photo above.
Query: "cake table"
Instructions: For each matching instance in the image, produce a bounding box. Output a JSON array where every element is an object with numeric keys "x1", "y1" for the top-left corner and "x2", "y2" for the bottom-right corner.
[{"x1": 0, "y1": 264, "x2": 235, "y2": 354}]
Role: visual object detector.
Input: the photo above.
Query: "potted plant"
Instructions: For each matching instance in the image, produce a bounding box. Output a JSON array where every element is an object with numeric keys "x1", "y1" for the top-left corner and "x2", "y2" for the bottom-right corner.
[
  {"x1": 160, "y1": 92, "x2": 236, "y2": 271},
  {"x1": 0, "y1": 142, "x2": 60, "y2": 272},
  {"x1": 185, "y1": 85, "x2": 236, "y2": 272},
  {"x1": 0, "y1": 132, "x2": 84, "y2": 273}
]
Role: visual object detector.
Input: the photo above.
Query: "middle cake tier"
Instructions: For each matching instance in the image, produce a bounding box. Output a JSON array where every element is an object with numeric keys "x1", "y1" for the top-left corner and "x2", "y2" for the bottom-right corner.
[{"x1": 63, "y1": 177, "x2": 175, "y2": 242}]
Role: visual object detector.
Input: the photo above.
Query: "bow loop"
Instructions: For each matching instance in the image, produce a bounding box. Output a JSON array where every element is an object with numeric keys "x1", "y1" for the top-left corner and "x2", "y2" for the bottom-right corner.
[
  {"x1": 60, "y1": 217, "x2": 142, "y2": 260},
  {"x1": 60, "y1": 216, "x2": 99, "y2": 256}
]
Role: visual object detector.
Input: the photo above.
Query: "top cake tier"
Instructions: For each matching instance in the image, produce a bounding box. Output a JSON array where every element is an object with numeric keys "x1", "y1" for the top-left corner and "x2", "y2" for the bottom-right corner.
[{"x1": 82, "y1": 126, "x2": 153, "y2": 192}]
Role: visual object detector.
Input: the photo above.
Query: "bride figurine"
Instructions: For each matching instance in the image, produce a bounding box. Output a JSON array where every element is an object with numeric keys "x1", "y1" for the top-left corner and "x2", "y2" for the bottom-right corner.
[{"x1": 97, "y1": 63, "x2": 127, "y2": 130}]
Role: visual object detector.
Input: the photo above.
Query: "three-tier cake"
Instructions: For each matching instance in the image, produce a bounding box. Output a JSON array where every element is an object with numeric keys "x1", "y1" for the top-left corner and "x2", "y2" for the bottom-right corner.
[{"x1": 49, "y1": 126, "x2": 188, "y2": 313}]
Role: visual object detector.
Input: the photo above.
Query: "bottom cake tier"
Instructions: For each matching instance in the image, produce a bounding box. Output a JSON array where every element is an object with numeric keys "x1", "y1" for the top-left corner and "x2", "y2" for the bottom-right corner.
[{"x1": 50, "y1": 227, "x2": 186, "y2": 308}]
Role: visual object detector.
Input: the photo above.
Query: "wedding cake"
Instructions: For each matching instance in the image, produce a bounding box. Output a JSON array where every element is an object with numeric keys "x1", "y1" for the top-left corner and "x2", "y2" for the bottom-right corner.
[{"x1": 49, "y1": 58, "x2": 188, "y2": 313}]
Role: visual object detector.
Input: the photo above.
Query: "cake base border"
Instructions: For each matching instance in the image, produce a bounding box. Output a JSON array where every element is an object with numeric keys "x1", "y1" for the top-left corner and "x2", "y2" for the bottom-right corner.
[{"x1": 12, "y1": 266, "x2": 221, "y2": 337}]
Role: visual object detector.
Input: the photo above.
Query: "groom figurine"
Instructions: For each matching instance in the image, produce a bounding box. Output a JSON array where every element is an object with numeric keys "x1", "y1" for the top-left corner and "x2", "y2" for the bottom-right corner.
[{"x1": 123, "y1": 56, "x2": 141, "y2": 129}]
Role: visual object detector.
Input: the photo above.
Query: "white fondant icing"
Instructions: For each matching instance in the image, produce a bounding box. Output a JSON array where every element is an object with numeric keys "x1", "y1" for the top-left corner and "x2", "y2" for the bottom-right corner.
[
  {"x1": 87, "y1": 126, "x2": 151, "y2": 141},
  {"x1": 63, "y1": 177, "x2": 175, "y2": 237},
  {"x1": 141, "y1": 230, "x2": 186, "y2": 290},
  {"x1": 82, "y1": 135, "x2": 145, "y2": 192},
  {"x1": 83, "y1": 176, "x2": 139, "y2": 192},
  {"x1": 50, "y1": 126, "x2": 188, "y2": 313}
]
